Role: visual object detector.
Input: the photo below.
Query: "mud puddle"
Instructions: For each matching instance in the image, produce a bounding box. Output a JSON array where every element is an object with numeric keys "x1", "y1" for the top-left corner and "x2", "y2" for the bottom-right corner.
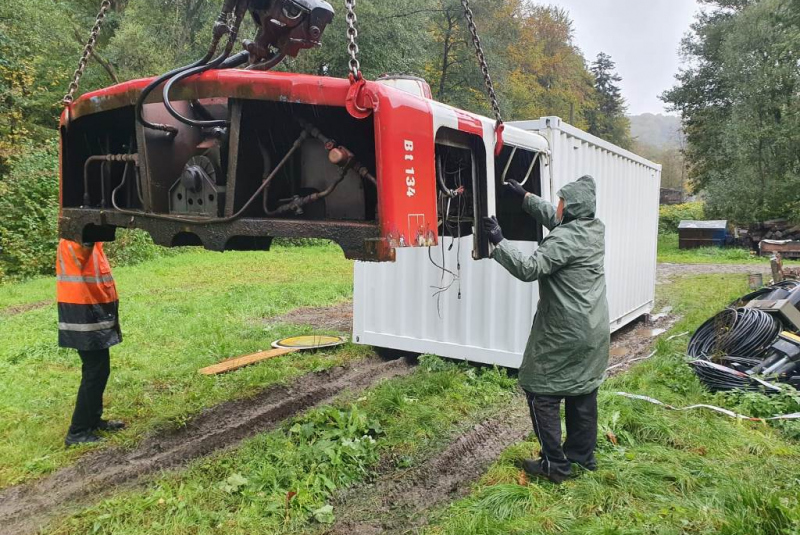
[
  {"x1": 323, "y1": 405, "x2": 531, "y2": 535},
  {"x1": 0, "y1": 357, "x2": 415, "y2": 535},
  {"x1": 606, "y1": 309, "x2": 681, "y2": 375},
  {"x1": 268, "y1": 301, "x2": 353, "y2": 333}
]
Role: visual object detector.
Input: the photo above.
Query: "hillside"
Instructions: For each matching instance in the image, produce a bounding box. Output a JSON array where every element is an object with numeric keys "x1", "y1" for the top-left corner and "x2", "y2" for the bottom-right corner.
[{"x1": 629, "y1": 113, "x2": 682, "y2": 150}]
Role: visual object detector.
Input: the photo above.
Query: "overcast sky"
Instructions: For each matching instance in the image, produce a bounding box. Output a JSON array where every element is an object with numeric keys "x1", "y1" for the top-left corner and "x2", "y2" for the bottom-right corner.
[{"x1": 552, "y1": 0, "x2": 700, "y2": 116}]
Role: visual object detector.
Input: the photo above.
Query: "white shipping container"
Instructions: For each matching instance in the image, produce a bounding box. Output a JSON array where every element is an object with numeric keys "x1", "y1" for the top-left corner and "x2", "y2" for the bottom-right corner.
[{"x1": 353, "y1": 116, "x2": 662, "y2": 369}]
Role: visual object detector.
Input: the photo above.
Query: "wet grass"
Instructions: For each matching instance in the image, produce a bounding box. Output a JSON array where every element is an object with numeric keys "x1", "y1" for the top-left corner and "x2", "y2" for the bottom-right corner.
[
  {"x1": 657, "y1": 233, "x2": 763, "y2": 264},
  {"x1": 423, "y1": 273, "x2": 800, "y2": 535},
  {"x1": 0, "y1": 245, "x2": 359, "y2": 488},
  {"x1": 43, "y1": 357, "x2": 519, "y2": 534},
  {"x1": 6, "y1": 242, "x2": 800, "y2": 533}
]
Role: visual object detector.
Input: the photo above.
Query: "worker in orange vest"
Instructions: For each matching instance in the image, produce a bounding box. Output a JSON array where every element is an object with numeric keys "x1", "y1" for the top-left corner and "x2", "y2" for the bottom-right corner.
[{"x1": 56, "y1": 239, "x2": 125, "y2": 446}]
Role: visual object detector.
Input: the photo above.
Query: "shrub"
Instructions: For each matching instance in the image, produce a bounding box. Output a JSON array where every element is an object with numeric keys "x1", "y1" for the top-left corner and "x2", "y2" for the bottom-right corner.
[
  {"x1": 103, "y1": 229, "x2": 179, "y2": 268},
  {"x1": 0, "y1": 138, "x2": 178, "y2": 282},
  {"x1": 0, "y1": 140, "x2": 59, "y2": 282},
  {"x1": 659, "y1": 202, "x2": 705, "y2": 234}
]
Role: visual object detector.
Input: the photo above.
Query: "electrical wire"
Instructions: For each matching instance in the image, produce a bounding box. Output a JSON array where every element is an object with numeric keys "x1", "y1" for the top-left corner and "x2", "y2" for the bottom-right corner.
[
  {"x1": 688, "y1": 307, "x2": 784, "y2": 392},
  {"x1": 429, "y1": 160, "x2": 467, "y2": 317},
  {"x1": 688, "y1": 308, "x2": 780, "y2": 361}
]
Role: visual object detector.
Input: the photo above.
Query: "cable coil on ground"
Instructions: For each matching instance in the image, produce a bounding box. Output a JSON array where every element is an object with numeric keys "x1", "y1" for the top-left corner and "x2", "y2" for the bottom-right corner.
[{"x1": 688, "y1": 307, "x2": 782, "y2": 392}]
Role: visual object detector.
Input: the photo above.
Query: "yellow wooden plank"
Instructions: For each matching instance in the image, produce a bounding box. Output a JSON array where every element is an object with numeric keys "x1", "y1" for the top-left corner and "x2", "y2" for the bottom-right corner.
[{"x1": 199, "y1": 347, "x2": 299, "y2": 376}]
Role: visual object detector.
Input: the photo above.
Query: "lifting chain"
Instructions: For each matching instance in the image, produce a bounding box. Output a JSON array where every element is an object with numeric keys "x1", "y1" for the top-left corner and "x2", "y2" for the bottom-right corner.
[
  {"x1": 460, "y1": 0, "x2": 502, "y2": 125},
  {"x1": 345, "y1": 0, "x2": 361, "y2": 79},
  {"x1": 62, "y1": 0, "x2": 112, "y2": 106}
]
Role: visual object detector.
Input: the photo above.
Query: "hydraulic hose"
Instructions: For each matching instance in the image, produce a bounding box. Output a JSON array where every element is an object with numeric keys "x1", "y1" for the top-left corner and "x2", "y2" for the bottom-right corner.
[
  {"x1": 220, "y1": 50, "x2": 250, "y2": 69},
  {"x1": 161, "y1": 3, "x2": 247, "y2": 129},
  {"x1": 135, "y1": 33, "x2": 225, "y2": 135}
]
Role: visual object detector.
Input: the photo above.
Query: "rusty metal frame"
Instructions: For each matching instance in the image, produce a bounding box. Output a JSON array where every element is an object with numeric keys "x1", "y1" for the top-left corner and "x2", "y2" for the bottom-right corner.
[{"x1": 59, "y1": 208, "x2": 380, "y2": 260}]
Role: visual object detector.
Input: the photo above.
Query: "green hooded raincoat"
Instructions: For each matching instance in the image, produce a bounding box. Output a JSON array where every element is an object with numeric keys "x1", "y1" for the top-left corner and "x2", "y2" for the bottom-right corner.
[{"x1": 492, "y1": 175, "x2": 609, "y2": 396}]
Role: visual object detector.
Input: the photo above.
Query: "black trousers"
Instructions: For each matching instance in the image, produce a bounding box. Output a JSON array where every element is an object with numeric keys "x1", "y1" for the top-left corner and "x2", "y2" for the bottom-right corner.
[
  {"x1": 69, "y1": 349, "x2": 111, "y2": 434},
  {"x1": 524, "y1": 388, "x2": 598, "y2": 479}
]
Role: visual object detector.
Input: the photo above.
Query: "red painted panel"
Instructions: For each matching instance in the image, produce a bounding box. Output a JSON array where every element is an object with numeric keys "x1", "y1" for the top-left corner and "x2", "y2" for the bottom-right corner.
[
  {"x1": 66, "y1": 70, "x2": 355, "y2": 122},
  {"x1": 64, "y1": 71, "x2": 441, "y2": 257},
  {"x1": 372, "y1": 84, "x2": 438, "y2": 249},
  {"x1": 454, "y1": 109, "x2": 484, "y2": 136}
]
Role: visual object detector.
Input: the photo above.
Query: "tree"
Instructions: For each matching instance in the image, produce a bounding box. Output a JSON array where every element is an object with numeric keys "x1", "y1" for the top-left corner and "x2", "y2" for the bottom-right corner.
[
  {"x1": 586, "y1": 52, "x2": 632, "y2": 148},
  {"x1": 663, "y1": 0, "x2": 800, "y2": 223}
]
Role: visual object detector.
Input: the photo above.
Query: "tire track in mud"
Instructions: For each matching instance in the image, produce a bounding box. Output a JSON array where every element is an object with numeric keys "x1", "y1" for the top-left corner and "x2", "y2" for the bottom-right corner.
[
  {"x1": 0, "y1": 357, "x2": 415, "y2": 535},
  {"x1": 325, "y1": 405, "x2": 531, "y2": 535},
  {"x1": 322, "y1": 314, "x2": 680, "y2": 534}
]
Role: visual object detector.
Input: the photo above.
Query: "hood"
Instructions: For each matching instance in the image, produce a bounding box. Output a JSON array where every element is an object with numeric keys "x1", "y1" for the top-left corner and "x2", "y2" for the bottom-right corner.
[{"x1": 557, "y1": 175, "x2": 596, "y2": 223}]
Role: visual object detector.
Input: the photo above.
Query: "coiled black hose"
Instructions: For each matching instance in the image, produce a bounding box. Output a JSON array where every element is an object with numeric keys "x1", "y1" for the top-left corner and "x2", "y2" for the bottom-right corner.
[
  {"x1": 688, "y1": 308, "x2": 780, "y2": 361},
  {"x1": 688, "y1": 307, "x2": 783, "y2": 392}
]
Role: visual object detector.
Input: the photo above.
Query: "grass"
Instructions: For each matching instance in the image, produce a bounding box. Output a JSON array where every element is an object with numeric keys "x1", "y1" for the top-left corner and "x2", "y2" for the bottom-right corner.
[
  {"x1": 44, "y1": 356, "x2": 519, "y2": 534},
  {"x1": 423, "y1": 273, "x2": 800, "y2": 535},
  {"x1": 657, "y1": 233, "x2": 764, "y2": 264},
  {"x1": 0, "y1": 244, "x2": 359, "y2": 487},
  {"x1": 5, "y1": 235, "x2": 800, "y2": 533}
]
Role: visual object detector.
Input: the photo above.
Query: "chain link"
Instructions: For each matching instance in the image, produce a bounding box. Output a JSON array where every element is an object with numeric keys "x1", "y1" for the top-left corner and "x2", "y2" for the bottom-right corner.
[
  {"x1": 460, "y1": 0, "x2": 502, "y2": 124},
  {"x1": 345, "y1": 0, "x2": 360, "y2": 78},
  {"x1": 63, "y1": 0, "x2": 112, "y2": 106}
]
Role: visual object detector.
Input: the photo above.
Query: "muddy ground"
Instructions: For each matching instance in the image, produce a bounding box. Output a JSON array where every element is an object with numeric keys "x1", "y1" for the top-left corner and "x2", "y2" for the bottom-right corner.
[
  {"x1": 606, "y1": 310, "x2": 681, "y2": 375},
  {"x1": 314, "y1": 308, "x2": 678, "y2": 534},
  {"x1": 0, "y1": 357, "x2": 415, "y2": 535},
  {"x1": 325, "y1": 407, "x2": 531, "y2": 535},
  {"x1": 269, "y1": 301, "x2": 353, "y2": 333}
]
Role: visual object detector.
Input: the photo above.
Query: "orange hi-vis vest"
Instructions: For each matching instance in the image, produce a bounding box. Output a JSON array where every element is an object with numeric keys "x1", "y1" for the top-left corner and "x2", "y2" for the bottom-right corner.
[{"x1": 56, "y1": 240, "x2": 121, "y2": 350}]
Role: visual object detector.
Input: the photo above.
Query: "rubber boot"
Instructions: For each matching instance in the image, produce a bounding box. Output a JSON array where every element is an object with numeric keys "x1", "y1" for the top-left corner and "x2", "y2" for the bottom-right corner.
[
  {"x1": 65, "y1": 430, "x2": 103, "y2": 447},
  {"x1": 522, "y1": 458, "x2": 568, "y2": 484}
]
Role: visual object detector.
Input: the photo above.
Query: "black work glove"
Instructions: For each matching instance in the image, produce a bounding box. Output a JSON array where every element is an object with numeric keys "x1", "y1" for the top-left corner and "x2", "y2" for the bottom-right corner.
[
  {"x1": 482, "y1": 216, "x2": 504, "y2": 246},
  {"x1": 506, "y1": 179, "x2": 527, "y2": 198}
]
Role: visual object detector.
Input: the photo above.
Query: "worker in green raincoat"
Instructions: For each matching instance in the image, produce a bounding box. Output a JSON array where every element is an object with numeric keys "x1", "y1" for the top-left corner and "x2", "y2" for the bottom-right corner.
[{"x1": 483, "y1": 175, "x2": 609, "y2": 484}]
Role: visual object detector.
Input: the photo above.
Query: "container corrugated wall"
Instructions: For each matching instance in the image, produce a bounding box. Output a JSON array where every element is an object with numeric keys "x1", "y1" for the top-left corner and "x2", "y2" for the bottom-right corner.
[
  {"x1": 353, "y1": 117, "x2": 661, "y2": 369},
  {"x1": 530, "y1": 117, "x2": 662, "y2": 331}
]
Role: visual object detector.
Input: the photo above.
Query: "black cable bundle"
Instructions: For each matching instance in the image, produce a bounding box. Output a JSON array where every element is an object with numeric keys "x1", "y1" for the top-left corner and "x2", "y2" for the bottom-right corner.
[
  {"x1": 688, "y1": 308, "x2": 780, "y2": 360},
  {"x1": 688, "y1": 308, "x2": 782, "y2": 392}
]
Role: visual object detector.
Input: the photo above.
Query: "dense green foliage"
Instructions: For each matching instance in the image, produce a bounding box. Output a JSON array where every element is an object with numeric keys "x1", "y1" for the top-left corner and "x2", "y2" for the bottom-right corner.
[
  {"x1": 663, "y1": 0, "x2": 800, "y2": 223},
  {"x1": 658, "y1": 202, "x2": 706, "y2": 234},
  {"x1": 0, "y1": 141, "x2": 59, "y2": 281}
]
